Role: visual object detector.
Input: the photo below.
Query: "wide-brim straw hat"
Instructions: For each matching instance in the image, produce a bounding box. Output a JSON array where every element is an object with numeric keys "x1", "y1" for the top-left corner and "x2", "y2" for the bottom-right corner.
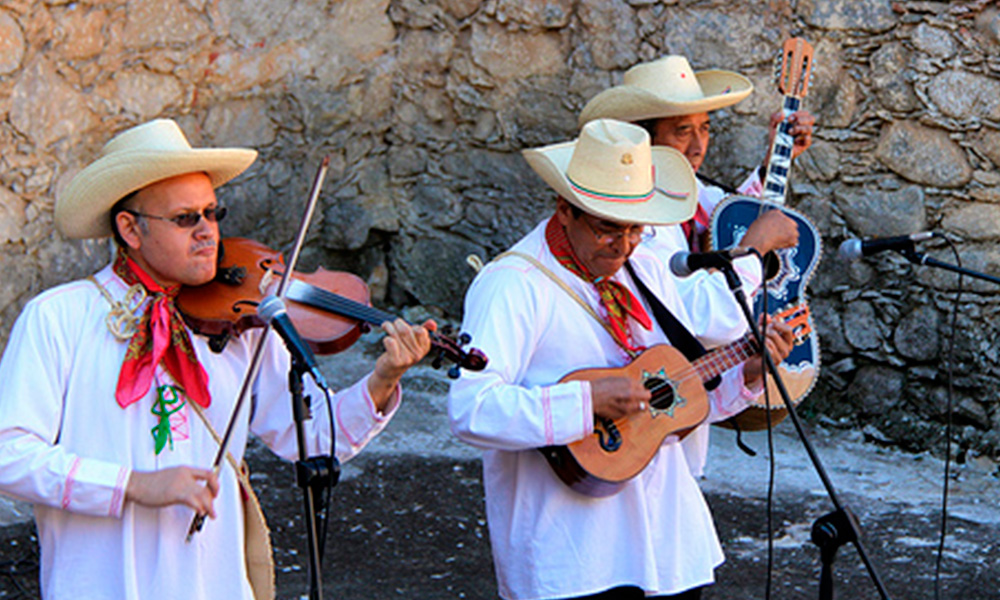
[
  {"x1": 56, "y1": 118, "x2": 258, "y2": 239},
  {"x1": 523, "y1": 118, "x2": 697, "y2": 225},
  {"x1": 579, "y1": 55, "x2": 753, "y2": 126}
]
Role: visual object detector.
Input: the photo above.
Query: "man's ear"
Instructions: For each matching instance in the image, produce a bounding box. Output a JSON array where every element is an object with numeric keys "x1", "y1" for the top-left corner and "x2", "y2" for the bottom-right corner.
[
  {"x1": 555, "y1": 197, "x2": 572, "y2": 228},
  {"x1": 115, "y1": 212, "x2": 143, "y2": 250}
]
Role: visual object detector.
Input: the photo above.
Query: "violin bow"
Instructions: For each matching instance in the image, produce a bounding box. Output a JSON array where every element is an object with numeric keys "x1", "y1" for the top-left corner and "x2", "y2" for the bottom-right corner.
[{"x1": 187, "y1": 156, "x2": 331, "y2": 541}]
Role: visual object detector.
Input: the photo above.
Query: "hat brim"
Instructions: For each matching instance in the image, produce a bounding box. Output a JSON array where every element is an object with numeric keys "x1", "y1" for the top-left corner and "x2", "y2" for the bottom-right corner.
[
  {"x1": 57, "y1": 147, "x2": 257, "y2": 239},
  {"x1": 523, "y1": 142, "x2": 697, "y2": 226},
  {"x1": 579, "y1": 70, "x2": 753, "y2": 126}
]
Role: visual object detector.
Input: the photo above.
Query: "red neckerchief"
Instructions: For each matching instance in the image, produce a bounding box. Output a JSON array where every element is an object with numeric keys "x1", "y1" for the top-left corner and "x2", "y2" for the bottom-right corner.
[
  {"x1": 680, "y1": 203, "x2": 710, "y2": 252},
  {"x1": 112, "y1": 249, "x2": 211, "y2": 409},
  {"x1": 545, "y1": 216, "x2": 652, "y2": 354}
]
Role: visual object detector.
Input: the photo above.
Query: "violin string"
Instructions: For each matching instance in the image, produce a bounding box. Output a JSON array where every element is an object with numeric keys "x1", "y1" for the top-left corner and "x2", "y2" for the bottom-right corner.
[{"x1": 288, "y1": 279, "x2": 454, "y2": 353}]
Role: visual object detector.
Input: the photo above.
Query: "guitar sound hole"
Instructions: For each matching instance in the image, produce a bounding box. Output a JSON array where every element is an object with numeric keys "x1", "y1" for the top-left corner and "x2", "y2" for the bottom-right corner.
[
  {"x1": 762, "y1": 250, "x2": 780, "y2": 280},
  {"x1": 645, "y1": 377, "x2": 674, "y2": 410}
]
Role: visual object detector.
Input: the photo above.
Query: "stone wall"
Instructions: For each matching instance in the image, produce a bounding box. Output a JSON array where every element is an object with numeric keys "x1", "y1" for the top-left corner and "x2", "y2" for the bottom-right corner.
[{"x1": 1, "y1": 0, "x2": 999, "y2": 462}]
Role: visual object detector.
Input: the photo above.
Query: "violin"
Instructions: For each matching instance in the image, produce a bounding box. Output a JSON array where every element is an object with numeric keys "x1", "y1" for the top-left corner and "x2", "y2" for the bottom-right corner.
[{"x1": 176, "y1": 237, "x2": 487, "y2": 377}]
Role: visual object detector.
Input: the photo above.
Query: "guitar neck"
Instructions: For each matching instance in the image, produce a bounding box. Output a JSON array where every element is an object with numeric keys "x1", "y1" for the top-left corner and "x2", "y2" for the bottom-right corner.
[
  {"x1": 692, "y1": 334, "x2": 760, "y2": 383},
  {"x1": 761, "y1": 95, "x2": 801, "y2": 205}
]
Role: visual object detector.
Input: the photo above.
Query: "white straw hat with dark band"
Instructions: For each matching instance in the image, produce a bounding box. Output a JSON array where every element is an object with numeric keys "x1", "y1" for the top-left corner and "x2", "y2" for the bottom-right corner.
[
  {"x1": 57, "y1": 119, "x2": 257, "y2": 239},
  {"x1": 523, "y1": 118, "x2": 697, "y2": 225}
]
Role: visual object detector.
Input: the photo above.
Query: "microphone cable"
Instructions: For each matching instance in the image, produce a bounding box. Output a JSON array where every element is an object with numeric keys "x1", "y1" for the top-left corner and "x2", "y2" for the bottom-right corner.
[
  {"x1": 317, "y1": 383, "x2": 337, "y2": 562},
  {"x1": 933, "y1": 236, "x2": 963, "y2": 600},
  {"x1": 751, "y1": 246, "x2": 777, "y2": 600}
]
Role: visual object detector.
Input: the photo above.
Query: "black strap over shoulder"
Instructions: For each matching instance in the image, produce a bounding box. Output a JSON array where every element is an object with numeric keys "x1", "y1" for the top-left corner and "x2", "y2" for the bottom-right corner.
[
  {"x1": 625, "y1": 261, "x2": 721, "y2": 391},
  {"x1": 696, "y1": 172, "x2": 739, "y2": 195}
]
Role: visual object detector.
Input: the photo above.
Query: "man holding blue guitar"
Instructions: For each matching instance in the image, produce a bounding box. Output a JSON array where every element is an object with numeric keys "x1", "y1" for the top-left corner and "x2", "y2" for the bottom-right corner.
[
  {"x1": 579, "y1": 49, "x2": 818, "y2": 475},
  {"x1": 449, "y1": 119, "x2": 795, "y2": 600}
]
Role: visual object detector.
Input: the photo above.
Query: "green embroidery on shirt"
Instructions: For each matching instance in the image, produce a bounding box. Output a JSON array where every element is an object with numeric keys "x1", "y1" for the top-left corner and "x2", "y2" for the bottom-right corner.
[{"x1": 151, "y1": 384, "x2": 185, "y2": 454}]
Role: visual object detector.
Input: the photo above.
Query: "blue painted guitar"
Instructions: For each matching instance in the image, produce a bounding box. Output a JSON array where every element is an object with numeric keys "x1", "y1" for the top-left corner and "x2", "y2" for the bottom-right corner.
[{"x1": 709, "y1": 38, "x2": 820, "y2": 430}]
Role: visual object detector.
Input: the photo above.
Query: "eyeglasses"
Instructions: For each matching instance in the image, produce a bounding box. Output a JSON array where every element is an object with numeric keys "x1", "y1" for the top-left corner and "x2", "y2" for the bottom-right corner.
[
  {"x1": 124, "y1": 206, "x2": 228, "y2": 228},
  {"x1": 579, "y1": 214, "x2": 649, "y2": 246}
]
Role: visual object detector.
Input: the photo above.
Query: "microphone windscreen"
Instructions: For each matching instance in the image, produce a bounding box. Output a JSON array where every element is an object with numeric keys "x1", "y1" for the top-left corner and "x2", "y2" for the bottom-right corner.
[
  {"x1": 669, "y1": 252, "x2": 693, "y2": 277},
  {"x1": 257, "y1": 295, "x2": 286, "y2": 322},
  {"x1": 837, "y1": 239, "x2": 862, "y2": 262}
]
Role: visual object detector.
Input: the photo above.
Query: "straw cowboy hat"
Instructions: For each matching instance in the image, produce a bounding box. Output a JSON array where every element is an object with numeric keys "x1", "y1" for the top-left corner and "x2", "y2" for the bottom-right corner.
[
  {"x1": 578, "y1": 55, "x2": 753, "y2": 126},
  {"x1": 56, "y1": 119, "x2": 258, "y2": 239},
  {"x1": 523, "y1": 118, "x2": 697, "y2": 225}
]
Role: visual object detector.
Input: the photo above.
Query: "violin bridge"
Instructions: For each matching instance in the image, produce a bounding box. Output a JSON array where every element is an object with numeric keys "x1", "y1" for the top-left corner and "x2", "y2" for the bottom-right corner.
[{"x1": 259, "y1": 268, "x2": 276, "y2": 297}]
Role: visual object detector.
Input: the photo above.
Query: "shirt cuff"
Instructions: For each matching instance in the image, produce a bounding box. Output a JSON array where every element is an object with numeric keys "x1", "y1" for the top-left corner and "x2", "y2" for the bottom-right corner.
[
  {"x1": 580, "y1": 380, "x2": 595, "y2": 437},
  {"x1": 742, "y1": 375, "x2": 765, "y2": 400},
  {"x1": 361, "y1": 372, "x2": 400, "y2": 421}
]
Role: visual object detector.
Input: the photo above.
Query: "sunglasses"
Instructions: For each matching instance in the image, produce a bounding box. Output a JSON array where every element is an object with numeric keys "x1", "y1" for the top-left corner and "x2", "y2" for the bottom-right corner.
[
  {"x1": 578, "y1": 214, "x2": 649, "y2": 246},
  {"x1": 124, "y1": 206, "x2": 228, "y2": 228}
]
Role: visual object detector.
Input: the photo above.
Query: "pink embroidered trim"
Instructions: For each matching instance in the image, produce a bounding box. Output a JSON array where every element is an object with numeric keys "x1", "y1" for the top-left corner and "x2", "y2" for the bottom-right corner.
[
  {"x1": 336, "y1": 394, "x2": 360, "y2": 449},
  {"x1": 62, "y1": 458, "x2": 81, "y2": 510},
  {"x1": 110, "y1": 467, "x2": 129, "y2": 517},
  {"x1": 582, "y1": 382, "x2": 593, "y2": 435},
  {"x1": 542, "y1": 388, "x2": 554, "y2": 445}
]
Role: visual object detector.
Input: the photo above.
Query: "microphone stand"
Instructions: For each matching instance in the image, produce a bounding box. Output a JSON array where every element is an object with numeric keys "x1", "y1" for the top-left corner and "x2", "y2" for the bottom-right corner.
[
  {"x1": 288, "y1": 357, "x2": 339, "y2": 600},
  {"x1": 186, "y1": 157, "x2": 335, "y2": 600},
  {"x1": 717, "y1": 263, "x2": 893, "y2": 600}
]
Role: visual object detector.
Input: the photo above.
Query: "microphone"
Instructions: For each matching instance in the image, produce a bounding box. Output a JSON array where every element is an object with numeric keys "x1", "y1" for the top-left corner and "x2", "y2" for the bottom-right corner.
[
  {"x1": 669, "y1": 247, "x2": 756, "y2": 278},
  {"x1": 837, "y1": 232, "x2": 936, "y2": 262},
  {"x1": 257, "y1": 295, "x2": 328, "y2": 389}
]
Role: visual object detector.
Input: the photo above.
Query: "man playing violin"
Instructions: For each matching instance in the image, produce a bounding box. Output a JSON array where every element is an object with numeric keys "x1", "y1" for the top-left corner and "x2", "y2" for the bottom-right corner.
[
  {"x1": 579, "y1": 55, "x2": 813, "y2": 476},
  {"x1": 448, "y1": 119, "x2": 795, "y2": 600},
  {"x1": 0, "y1": 118, "x2": 435, "y2": 600}
]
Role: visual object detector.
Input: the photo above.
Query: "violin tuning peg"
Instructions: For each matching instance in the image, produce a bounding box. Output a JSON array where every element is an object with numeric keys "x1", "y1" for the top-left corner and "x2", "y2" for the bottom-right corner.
[
  {"x1": 448, "y1": 365, "x2": 461, "y2": 379},
  {"x1": 431, "y1": 353, "x2": 444, "y2": 370},
  {"x1": 441, "y1": 324, "x2": 455, "y2": 337},
  {"x1": 458, "y1": 332, "x2": 471, "y2": 345}
]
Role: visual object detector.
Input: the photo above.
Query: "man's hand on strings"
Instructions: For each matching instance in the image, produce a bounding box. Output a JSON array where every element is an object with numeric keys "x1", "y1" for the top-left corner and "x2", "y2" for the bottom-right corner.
[
  {"x1": 368, "y1": 318, "x2": 438, "y2": 411},
  {"x1": 590, "y1": 376, "x2": 652, "y2": 420},
  {"x1": 742, "y1": 316, "x2": 796, "y2": 386},
  {"x1": 762, "y1": 109, "x2": 816, "y2": 170},
  {"x1": 125, "y1": 466, "x2": 220, "y2": 518},
  {"x1": 739, "y1": 210, "x2": 800, "y2": 256}
]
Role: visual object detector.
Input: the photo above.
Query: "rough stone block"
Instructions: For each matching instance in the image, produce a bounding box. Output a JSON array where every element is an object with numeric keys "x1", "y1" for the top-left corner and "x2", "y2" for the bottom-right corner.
[
  {"x1": 875, "y1": 121, "x2": 972, "y2": 188},
  {"x1": 0, "y1": 9, "x2": 26, "y2": 74}
]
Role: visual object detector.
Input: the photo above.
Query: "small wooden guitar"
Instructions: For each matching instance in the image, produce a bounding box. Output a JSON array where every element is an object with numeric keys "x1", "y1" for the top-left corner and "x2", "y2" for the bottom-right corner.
[
  {"x1": 709, "y1": 37, "x2": 821, "y2": 431},
  {"x1": 540, "y1": 308, "x2": 811, "y2": 497}
]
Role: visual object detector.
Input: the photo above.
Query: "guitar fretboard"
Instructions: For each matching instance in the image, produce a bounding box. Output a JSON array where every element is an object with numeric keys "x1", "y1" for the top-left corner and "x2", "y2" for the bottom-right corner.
[
  {"x1": 761, "y1": 95, "x2": 801, "y2": 205},
  {"x1": 692, "y1": 334, "x2": 760, "y2": 383}
]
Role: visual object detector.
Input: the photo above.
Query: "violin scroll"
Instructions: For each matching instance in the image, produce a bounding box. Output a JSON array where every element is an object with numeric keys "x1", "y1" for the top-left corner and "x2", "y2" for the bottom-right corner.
[{"x1": 431, "y1": 325, "x2": 488, "y2": 378}]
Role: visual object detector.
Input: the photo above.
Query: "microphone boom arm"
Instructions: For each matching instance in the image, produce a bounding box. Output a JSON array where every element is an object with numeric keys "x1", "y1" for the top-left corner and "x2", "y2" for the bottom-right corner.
[{"x1": 900, "y1": 250, "x2": 1000, "y2": 286}]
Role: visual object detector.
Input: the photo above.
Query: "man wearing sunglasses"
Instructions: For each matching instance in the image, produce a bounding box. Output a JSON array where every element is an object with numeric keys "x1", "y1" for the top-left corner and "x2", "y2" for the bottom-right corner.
[{"x1": 0, "y1": 119, "x2": 435, "y2": 600}]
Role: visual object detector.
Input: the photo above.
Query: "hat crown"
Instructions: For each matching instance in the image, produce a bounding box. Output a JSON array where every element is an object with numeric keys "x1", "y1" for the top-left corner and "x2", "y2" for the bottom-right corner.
[
  {"x1": 566, "y1": 119, "x2": 653, "y2": 199},
  {"x1": 99, "y1": 118, "x2": 194, "y2": 158},
  {"x1": 623, "y1": 55, "x2": 705, "y2": 102}
]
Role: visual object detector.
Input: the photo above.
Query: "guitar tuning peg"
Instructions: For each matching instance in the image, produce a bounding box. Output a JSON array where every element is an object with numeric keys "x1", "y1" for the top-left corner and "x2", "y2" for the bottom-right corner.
[
  {"x1": 447, "y1": 365, "x2": 461, "y2": 379},
  {"x1": 458, "y1": 332, "x2": 471, "y2": 345}
]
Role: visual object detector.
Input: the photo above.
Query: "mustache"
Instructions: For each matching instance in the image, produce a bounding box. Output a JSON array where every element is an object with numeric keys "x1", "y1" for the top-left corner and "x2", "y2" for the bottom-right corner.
[{"x1": 192, "y1": 239, "x2": 217, "y2": 253}]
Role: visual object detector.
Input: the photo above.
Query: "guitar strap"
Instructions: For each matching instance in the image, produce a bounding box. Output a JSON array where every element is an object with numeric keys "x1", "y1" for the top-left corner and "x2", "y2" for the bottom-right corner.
[
  {"x1": 696, "y1": 172, "x2": 738, "y2": 195},
  {"x1": 494, "y1": 251, "x2": 640, "y2": 359},
  {"x1": 624, "y1": 261, "x2": 720, "y2": 391}
]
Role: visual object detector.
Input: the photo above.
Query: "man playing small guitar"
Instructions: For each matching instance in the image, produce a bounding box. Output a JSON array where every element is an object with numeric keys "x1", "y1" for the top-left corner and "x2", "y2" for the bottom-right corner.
[
  {"x1": 448, "y1": 119, "x2": 795, "y2": 600},
  {"x1": 579, "y1": 50, "x2": 816, "y2": 474}
]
